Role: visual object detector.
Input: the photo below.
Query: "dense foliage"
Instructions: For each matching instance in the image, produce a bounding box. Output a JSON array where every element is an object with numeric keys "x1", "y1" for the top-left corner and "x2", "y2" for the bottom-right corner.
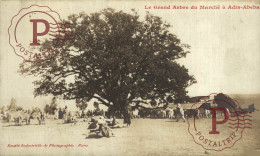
[{"x1": 19, "y1": 8, "x2": 196, "y2": 114}]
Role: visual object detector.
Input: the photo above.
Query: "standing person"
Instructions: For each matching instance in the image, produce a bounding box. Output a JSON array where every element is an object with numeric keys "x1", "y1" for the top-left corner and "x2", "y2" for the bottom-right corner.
[
  {"x1": 177, "y1": 104, "x2": 186, "y2": 122},
  {"x1": 81, "y1": 110, "x2": 85, "y2": 118},
  {"x1": 58, "y1": 108, "x2": 63, "y2": 119},
  {"x1": 124, "y1": 109, "x2": 131, "y2": 127},
  {"x1": 54, "y1": 109, "x2": 58, "y2": 119},
  {"x1": 127, "y1": 112, "x2": 131, "y2": 126}
]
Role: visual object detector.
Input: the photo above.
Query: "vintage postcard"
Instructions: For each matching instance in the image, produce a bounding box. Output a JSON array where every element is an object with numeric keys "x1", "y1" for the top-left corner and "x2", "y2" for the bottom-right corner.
[{"x1": 0, "y1": 0, "x2": 259, "y2": 155}]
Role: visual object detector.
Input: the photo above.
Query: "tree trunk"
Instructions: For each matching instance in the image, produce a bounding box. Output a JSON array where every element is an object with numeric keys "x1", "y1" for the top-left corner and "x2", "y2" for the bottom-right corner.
[{"x1": 111, "y1": 97, "x2": 129, "y2": 119}]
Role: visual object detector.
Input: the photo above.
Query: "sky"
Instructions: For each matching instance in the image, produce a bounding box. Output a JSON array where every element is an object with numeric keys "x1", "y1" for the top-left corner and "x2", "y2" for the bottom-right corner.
[{"x1": 0, "y1": 0, "x2": 260, "y2": 110}]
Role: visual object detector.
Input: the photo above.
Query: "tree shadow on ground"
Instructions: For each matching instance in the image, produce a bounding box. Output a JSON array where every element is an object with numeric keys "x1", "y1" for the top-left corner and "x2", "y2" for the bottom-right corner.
[
  {"x1": 82, "y1": 133, "x2": 103, "y2": 139},
  {"x1": 82, "y1": 133, "x2": 116, "y2": 139},
  {"x1": 2, "y1": 123, "x2": 43, "y2": 127},
  {"x1": 86, "y1": 135, "x2": 103, "y2": 139},
  {"x1": 165, "y1": 120, "x2": 178, "y2": 122},
  {"x1": 110, "y1": 126, "x2": 124, "y2": 129}
]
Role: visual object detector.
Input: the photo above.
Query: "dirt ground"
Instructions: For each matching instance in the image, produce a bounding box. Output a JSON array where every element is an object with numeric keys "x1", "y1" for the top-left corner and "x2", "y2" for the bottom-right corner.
[{"x1": 0, "y1": 115, "x2": 260, "y2": 156}]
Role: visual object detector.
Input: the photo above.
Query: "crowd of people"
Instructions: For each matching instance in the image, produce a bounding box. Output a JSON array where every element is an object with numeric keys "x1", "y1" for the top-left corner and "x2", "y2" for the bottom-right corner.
[
  {"x1": 132, "y1": 104, "x2": 186, "y2": 122},
  {"x1": 1, "y1": 103, "x2": 189, "y2": 138}
]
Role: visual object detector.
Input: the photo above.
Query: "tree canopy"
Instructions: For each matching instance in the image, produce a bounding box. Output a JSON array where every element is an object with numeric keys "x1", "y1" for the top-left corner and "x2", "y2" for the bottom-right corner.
[
  {"x1": 19, "y1": 8, "x2": 196, "y2": 114},
  {"x1": 7, "y1": 98, "x2": 23, "y2": 111}
]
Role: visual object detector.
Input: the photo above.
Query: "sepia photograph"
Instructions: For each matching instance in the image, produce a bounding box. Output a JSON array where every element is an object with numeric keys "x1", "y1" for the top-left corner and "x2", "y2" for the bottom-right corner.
[{"x1": 0, "y1": 0, "x2": 260, "y2": 155}]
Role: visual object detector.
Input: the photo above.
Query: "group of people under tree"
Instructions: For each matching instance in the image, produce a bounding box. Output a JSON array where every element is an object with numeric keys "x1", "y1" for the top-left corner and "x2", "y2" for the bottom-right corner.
[{"x1": 87, "y1": 105, "x2": 132, "y2": 138}]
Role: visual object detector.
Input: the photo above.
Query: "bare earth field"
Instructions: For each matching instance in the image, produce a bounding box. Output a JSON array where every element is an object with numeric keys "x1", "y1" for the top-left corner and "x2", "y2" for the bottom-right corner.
[
  {"x1": 0, "y1": 114, "x2": 260, "y2": 156},
  {"x1": 1, "y1": 94, "x2": 260, "y2": 156}
]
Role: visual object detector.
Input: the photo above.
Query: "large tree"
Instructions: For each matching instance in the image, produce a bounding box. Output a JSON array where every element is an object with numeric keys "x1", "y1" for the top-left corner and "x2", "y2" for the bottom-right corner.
[{"x1": 19, "y1": 8, "x2": 196, "y2": 115}]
